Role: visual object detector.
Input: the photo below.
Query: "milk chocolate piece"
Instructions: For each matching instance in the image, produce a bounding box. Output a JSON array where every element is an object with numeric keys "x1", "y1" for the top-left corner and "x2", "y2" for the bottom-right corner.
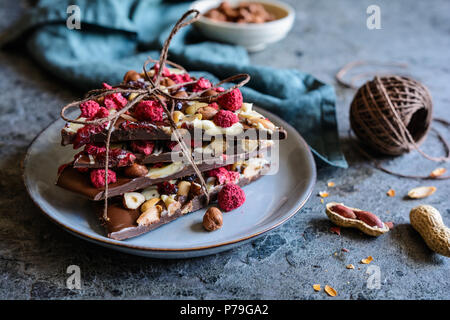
[
  {"x1": 56, "y1": 148, "x2": 266, "y2": 200},
  {"x1": 104, "y1": 167, "x2": 267, "y2": 240}
]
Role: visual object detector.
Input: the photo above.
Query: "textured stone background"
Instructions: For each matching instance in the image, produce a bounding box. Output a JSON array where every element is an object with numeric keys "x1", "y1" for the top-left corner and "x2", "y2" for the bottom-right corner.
[{"x1": 0, "y1": 0, "x2": 449, "y2": 299}]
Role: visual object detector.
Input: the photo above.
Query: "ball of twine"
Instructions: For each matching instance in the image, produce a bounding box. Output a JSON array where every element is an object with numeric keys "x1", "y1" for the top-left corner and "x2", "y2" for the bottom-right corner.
[{"x1": 350, "y1": 75, "x2": 435, "y2": 157}]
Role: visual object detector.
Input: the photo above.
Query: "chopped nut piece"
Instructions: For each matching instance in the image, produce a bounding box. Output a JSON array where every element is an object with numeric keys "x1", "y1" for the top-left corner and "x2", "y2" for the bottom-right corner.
[
  {"x1": 346, "y1": 264, "x2": 355, "y2": 269},
  {"x1": 319, "y1": 191, "x2": 329, "y2": 198},
  {"x1": 313, "y1": 284, "x2": 321, "y2": 292},
  {"x1": 327, "y1": 181, "x2": 335, "y2": 187},
  {"x1": 141, "y1": 198, "x2": 160, "y2": 213},
  {"x1": 408, "y1": 186, "x2": 437, "y2": 199},
  {"x1": 324, "y1": 285, "x2": 337, "y2": 297},
  {"x1": 123, "y1": 192, "x2": 145, "y2": 210},
  {"x1": 360, "y1": 256, "x2": 374, "y2": 264},
  {"x1": 385, "y1": 221, "x2": 394, "y2": 229},
  {"x1": 330, "y1": 226, "x2": 341, "y2": 235},
  {"x1": 386, "y1": 189, "x2": 395, "y2": 197},
  {"x1": 137, "y1": 206, "x2": 161, "y2": 226},
  {"x1": 177, "y1": 181, "x2": 192, "y2": 197},
  {"x1": 430, "y1": 167, "x2": 446, "y2": 178},
  {"x1": 320, "y1": 198, "x2": 324, "y2": 204}
]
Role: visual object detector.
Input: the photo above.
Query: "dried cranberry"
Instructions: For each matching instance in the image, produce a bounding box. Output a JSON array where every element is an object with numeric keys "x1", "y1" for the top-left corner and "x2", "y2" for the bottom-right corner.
[{"x1": 158, "y1": 181, "x2": 178, "y2": 195}]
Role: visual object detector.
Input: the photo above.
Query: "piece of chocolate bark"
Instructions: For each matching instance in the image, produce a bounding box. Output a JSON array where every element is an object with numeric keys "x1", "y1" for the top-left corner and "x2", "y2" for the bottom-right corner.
[
  {"x1": 57, "y1": 147, "x2": 270, "y2": 200},
  {"x1": 72, "y1": 138, "x2": 273, "y2": 168},
  {"x1": 60, "y1": 67, "x2": 286, "y2": 149},
  {"x1": 102, "y1": 159, "x2": 270, "y2": 240}
]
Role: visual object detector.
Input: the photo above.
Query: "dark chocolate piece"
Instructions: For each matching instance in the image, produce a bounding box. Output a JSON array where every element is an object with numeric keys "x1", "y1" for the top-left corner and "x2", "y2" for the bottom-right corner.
[
  {"x1": 104, "y1": 168, "x2": 267, "y2": 240},
  {"x1": 73, "y1": 140, "x2": 268, "y2": 168},
  {"x1": 61, "y1": 114, "x2": 287, "y2": 146}
]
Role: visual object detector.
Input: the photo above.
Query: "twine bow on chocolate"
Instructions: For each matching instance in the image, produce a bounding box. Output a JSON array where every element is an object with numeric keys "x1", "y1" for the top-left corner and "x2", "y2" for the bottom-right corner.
[{"x1": 60, "y1": 9, "x2": 251, "y2": 220}]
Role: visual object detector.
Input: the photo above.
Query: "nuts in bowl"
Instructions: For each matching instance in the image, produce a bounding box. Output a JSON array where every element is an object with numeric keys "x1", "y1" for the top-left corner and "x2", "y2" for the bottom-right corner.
[{"x1": 191, "y1": 0, "x2": 295, "y2": 52}]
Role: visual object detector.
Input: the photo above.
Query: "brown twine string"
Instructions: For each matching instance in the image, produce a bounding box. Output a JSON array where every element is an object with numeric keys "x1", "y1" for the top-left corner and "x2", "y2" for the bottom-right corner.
[
  {"x1": 59, "y1": 9, "x2": 253, "y2": 220},
  {"x1": 337, "y1": 61, "x2": 450, "y2": 179},
  {"x1": 336, "y1": 60, "x2": 408, "y2": 89}
]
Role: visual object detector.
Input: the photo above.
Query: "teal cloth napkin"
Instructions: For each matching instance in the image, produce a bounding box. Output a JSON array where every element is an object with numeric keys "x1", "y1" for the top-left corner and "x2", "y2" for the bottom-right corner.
[{"x1": 0, "y1": 0, "x2": 347, "y2": 168}]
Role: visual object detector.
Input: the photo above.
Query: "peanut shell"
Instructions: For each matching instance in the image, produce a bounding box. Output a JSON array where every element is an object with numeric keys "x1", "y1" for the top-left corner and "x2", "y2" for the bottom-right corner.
[{"x1": 325, "y1": 202, "x2": 389, "y2": 237}]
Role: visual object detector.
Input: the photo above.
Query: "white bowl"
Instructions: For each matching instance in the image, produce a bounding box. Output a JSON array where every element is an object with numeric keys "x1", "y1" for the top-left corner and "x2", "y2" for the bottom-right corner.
[{"x1": 190, "y1": 0, "x2": 295, "y2": 52}]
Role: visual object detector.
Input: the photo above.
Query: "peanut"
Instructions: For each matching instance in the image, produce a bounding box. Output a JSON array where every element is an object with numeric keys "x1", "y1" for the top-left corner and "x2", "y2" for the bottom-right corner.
[
  {"x1": 410, "y1": 205, "x2": 450, "y2": 257},
  {"x1": 326, "y1": 202, "x2": 389, "y2": 237},
  {"x1": 354, "y1": 211, "x2": 384, "y2": 228},
  {"x1": 331, "y1": 204, "x2": 357, "y2": 219}
]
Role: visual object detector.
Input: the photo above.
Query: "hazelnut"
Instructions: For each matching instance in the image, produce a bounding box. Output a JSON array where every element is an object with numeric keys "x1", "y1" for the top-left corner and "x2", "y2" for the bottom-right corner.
[
  {"x1": 197, "y1": 106, "x2": 218, "y2": 120},
  {"x1": 174, "y1": 90, "x2": 188, "y2": 98},
  {"x1": 202, "y1": 207, "x2": 223, "y2": 231},
  {"x1": 161, "y1": 78, "x2": 176, "y2": 88},
  {"x1": 201, "y1": 89, "x2": 218, "y2": 98},
  {"x1": 123, "y1": 163, "x2": 148, "y2": 178},
  {"x1": 123, "y1": 192, "x2": 146, "y2": 210},
  {"x1": 123, "y1": 70, "x2": 141, "y2": 82}
]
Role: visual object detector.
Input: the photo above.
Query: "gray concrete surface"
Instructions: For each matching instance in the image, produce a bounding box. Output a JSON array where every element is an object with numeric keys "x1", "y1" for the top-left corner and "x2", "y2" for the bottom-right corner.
[{"x1": 0, "y1": 0, "x2": 449, "y2": 299}]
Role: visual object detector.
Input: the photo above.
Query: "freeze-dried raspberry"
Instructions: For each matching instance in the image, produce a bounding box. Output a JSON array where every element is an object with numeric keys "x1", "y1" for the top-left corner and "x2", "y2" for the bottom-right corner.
[
  {"x1": 191, "y1": 77, "x2": 212, "y2": 92},
  {"x1": 73, "y1": 125, "x2": 100, "y2": 149},
  {"x1": 167, "y1": 141, "x2": 179, "y2": 150},
  {"x1": 92, "y1": 107, "x2": 109, "y2": 119},
  {"x1": 158, "y1": 181, "x2": 178, "y2": 195},
  {"x1": 218, "y1": 183, "x2": 246, "y2": 212},
  {"x1": 130, "y1": 140, "x2": 155, "y2": 155},
  {"x1": 104, "y1": 93, "x2": 127, "y2": 110},
  {"x1": 102, "y1": 83, "x2": 113, "y2": 90},
  {"x1": 79, "y1": 100, "x2": 100, "y2": 118},
  {"x1": 152, "y1": 63, "x2": 171, "y2": 78},
  {"x1": 208, "y1": 167, "x2": 239, "y2": 185},
  {"x1": 213, "y1": 110, "x2": 239, "y2": 128},
  {"x1": 208, "y1": 102, "x2": 219, "y2": 110},
  {"x1": 168, "y1": 73, "x2": 192, "y2": 84},
  {"x1": 217, "y1": 88, "x2": 243, "y2": 111},
  {"x1": 84, "y1": 143, "x2": 106, "y2": 156},
  {"x1": 90, "y1": 169, "x2": 117, "y2": 188},
  {"x1": 215, "y1": 87, "x2": 225, "y2": 92},
  {"x1": 133, "y1": 100, "x2": 163, "y2": 122}
]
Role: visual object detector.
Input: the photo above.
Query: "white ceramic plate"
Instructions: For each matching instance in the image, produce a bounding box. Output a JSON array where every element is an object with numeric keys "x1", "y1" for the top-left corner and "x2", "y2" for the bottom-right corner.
[{"x1": 23, "y1": 107, "x2": 316, "y2": 258}]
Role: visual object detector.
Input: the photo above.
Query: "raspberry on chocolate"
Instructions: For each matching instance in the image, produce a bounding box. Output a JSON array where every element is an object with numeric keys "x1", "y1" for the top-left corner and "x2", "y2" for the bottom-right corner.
[
  {"x1": 133, "y1": 100, "x2": 163, "y2": 122},
  {"x1": 104, "y1": 93, "x2": 127, "y2": 110},
  {"x1": 84, "y1": 143, "x2": 106, "y2": 156},
  {"x1": 93, "y1": 107, "x2": 109, "y2": 119},
  {"x1": 213, "y1": 110, "x2": 239, "y2": 128},
  {"x1": 152, "y1": 63, "x2": 171, "y2": 78},
  {"x1": 130, "y1": 140, "x2": 155, "y2": 155},
  {"x1": 102, "y1": 83, "x2": 113, "y2": 90},
  {"x1": 169, "y1": 73, "x2": 192, "y2": 84},
  {"x1": 90, "y1": 169, "x2": 117, "y2": 188},
  {"x1": 217, "y1": 88, "x2": 243, "y2": 111},
  {"x1": 191, "y1": 77, "x2": 212, "y2": 92},
  {"x1": 79, "y1": 100, "x2": 100, "y2": 118},
  {"x1": 218, "y1": 183, "x2": 246, "y2": 212},
  {"x1": 207, "y1": 167, "x2": 238, "y2": 185}
]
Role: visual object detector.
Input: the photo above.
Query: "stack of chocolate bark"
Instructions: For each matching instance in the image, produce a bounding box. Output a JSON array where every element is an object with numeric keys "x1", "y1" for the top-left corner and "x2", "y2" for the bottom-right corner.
[{"x1": 56, "y1": 64, "x2": 286, "y2": 240}]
